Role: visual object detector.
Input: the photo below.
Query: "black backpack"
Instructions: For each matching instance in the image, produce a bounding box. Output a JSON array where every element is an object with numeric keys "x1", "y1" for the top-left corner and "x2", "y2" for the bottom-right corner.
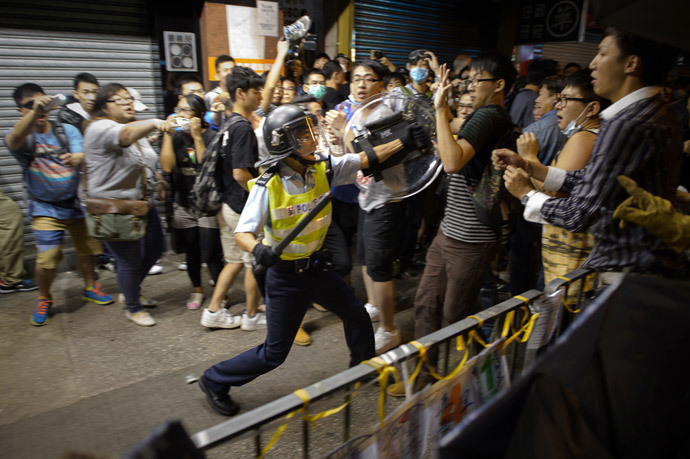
[{"x1": 189, "y1": 115, "x2": 245, "y2": 215}]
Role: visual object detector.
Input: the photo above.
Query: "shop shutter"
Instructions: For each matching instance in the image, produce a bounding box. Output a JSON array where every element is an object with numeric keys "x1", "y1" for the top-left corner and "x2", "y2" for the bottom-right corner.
[
  {"x1": 353, "y1": 0, "x2": 485, "y2": 68},
  {"x1": 0, "y1": 1, "x2": 163, "y2": 248}
]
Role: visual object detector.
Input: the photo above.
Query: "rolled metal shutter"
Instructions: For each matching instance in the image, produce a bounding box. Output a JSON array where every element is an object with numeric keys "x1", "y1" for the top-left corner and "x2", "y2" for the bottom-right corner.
[
  {"x1": 540, "y1": 42, "x2": 599, "y2": 69},
  {"x1": 353, "y1": 0, "x2": 484, "y2": 67},
  {"x1": 0, "y1": 1, "x2": 163, "y2": 248}
]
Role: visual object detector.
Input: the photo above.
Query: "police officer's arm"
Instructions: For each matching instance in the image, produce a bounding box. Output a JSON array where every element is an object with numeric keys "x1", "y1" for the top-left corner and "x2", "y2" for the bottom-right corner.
[
  {"x1": 236, "y1": 232, "x2": 258, "y2": 253},
  {"x1": 5, "y1": 95, "x2": 53, "y2": 151}
]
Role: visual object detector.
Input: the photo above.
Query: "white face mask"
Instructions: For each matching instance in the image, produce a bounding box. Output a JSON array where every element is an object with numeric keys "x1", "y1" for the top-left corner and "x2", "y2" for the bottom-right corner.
[{"x1": 561, "y1": 104, "x2": 591, "y2": 138}]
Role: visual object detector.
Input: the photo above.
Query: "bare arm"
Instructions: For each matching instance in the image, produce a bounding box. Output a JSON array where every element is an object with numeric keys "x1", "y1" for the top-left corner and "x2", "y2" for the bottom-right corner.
[
  {"x1": 5, "y1": 95, "x2": 53, "y2": 150},
  {"x1": 261, "y1": 40, "x2": 290, "y2": 113},
  {"x1": 233, "y1": 168, "x2": 254, "y2": 191},
  {"x1": 235, "y1": 231, "x2": 258, "y2": 253},
  {"x1": 159, "y1": 132, "x2": 176, "y2": 173},
  {"x1": 120, "y1": 119, "x2": 173, "y2": 147}
]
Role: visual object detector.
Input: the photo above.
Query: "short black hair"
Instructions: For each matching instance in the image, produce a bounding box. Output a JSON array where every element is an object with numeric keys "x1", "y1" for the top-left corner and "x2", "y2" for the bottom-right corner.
[
  {"x1": 408, "y1": 49, "x2": 431, "y2": 65},
  {"x1": 315, "y1": 53, "x2": 330, "y2": 61},
  {"x1": 13, "y1": 83, "x2": 44, "y2": 107},
  {"x1": 305, "y1": 69, "x2": 326, "y2": 82},
  {"x1": 525, "y1": 59, "x2": 558, "y2": 86},
  {"x1": 564, "y1": 69, "x2": 611, "y2": 110},
  {"x1": 215, "y1": 55, "x2": 235, "y2": 71},
  {"x1": 73, "y1": 73, "x2": 99, "y2": 90},
  {"x1": 384, "y1": 72, "x2": 405, "y2": 87},
  {"x1": 292, "y1": 94, "x2": 318, "y2": 105},
  {"x1": 180, "y1": 94, "x2": 209, "y2": 128},
  {"x1": 564, "y1": 62, "x2": 581, "y2": 72},
  {"x1": 226, "y1": 66, "x2": 263, "y2": 102},
  {"x1": 539, "y1": 75, "x2": 566, "y2": 96},
  {"x1": 176, "y1": 73, "x2": 202, "y2": 94},
  {"x1": 322, "y1": 61, "x2": 342, "y2": 80},
  {"x1": 603, "y1": 27, "x2": 678, "y2": 86},
  {"x1": 351, "y1": 60, "x2": 389, "y2": 80},
  {"x1": 469, "y1": 53, "x2": 517, "y2": 96}
]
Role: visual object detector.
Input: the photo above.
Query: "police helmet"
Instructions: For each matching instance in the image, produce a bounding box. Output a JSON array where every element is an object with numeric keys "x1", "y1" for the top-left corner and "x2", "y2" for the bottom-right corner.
[{"x1": 258, "y1": 104, "x2": 318, "y2": 167}]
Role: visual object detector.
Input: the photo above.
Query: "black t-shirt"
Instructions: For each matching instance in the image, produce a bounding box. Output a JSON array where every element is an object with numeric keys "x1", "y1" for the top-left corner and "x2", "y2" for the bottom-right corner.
[
  {"x1": 221, "y1": 113, "x2": 258, "y2": 213},
  {"x1": 458, "y1": 104, "x2": 514, "y2": 182},
  {"x1": 171, "y1": 129, "x2": 217, "y2": 208},
  {"x1": 322, "y1": 87, "x2": 346, "y2": 111}
]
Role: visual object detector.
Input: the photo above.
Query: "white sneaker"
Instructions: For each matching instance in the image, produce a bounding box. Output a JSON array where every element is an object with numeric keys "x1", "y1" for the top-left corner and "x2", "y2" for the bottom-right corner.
[
  {"x1": 209, "y1": 279, "x2": 215, "y2": 287},
  {"x1": 186, "y1": 292, "x2": 205, "y2": 310},
  {"x1": 201, "y1": 308, "x2": 241, "y2": 329},
  {"x1": 241, "y1": 311, "x2": 267, "y2": 331},
  {"x1": 117, "y1": 293, "x2": 158, "y2": 307},
  {"x1": 178, "y1": 262, "x2": 188, "y2": 271},
  {"x1": 125, "y1": 310, "x2": 156, "y2": 326},
  {"x1": 364, "y1": 303, "x2": 380, "y2": 322},
  {"x1": 148, "y1": 264, "x2": 163, "y2": 275},
  {"x1": 374, "y1": 327, "x2": 401, "y2": 354}
]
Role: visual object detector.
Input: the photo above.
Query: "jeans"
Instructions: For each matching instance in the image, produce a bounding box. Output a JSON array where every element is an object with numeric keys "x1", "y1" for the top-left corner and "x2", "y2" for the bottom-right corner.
[{"x1": 105, "y1": 207, "x2": 164, "y2": 313}]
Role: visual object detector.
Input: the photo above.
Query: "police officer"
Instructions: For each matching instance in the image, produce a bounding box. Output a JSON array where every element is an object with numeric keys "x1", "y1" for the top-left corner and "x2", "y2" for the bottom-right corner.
[{"x1": 198, "y1": 104, "x2": 427, "y2": 415}]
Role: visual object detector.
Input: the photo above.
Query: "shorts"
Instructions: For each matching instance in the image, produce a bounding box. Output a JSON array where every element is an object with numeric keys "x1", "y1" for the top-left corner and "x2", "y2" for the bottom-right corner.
[
  {"x1": 172, "y1": 202, "x2": 219, "y2": 229},
  {"x1": 218, "y1": 203, "x2": 251, "y2": 267},
  {"x1": 356, "y1": 201, "x2": 402, "y2": 282},
  {"x1": 32, "y1": 217, "x2": 102, "y2": 269}
]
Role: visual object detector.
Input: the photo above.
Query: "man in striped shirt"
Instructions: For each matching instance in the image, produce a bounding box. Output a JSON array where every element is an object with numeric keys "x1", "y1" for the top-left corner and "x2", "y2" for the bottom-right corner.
[
  {"x1": 500, "y1": 29, "x2": 685, "y2": 279},
  {"x1": 412, "y1": 54, "x2": 516, "y2": 380}
]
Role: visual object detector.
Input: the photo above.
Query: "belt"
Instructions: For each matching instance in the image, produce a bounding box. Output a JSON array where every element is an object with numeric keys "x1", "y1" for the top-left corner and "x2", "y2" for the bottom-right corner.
[{"x1": 274, "y1": 251, "x2": 328, "y2": 273}]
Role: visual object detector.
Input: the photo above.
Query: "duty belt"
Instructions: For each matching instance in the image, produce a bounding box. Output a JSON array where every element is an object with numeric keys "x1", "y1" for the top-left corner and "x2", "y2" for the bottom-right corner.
[{"x1": 274, "y1": 251, "x2": 330, "y2": 273}]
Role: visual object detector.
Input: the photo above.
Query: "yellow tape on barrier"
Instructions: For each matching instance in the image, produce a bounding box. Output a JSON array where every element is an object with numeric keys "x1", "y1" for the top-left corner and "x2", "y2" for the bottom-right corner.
[
  {"x1": 558, "y1": 275, "x2": 572, "y2": 282},
  {"x1": 303, "y1": 382, "x2": 361, "y2": 423},
  {"x1": 363, "y1": 358, "x2": 399, "y2": 426},
  {"x1": 501, "y1": 310, "x2": 515, "y2": 338},
  {"x1": 259, "y1": 389, "x2": 311, "y2": 458},
  {"x1": 503, "y1": 312, "x2": 540, "y2": 347},
  {"x1": 408, "y1": 341, "x2": 445, "y2": 381}
]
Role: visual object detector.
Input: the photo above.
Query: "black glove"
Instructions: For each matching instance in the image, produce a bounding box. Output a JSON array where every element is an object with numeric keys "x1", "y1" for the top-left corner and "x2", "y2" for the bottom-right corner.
[
  {"x1": 252, "y1": 243, "x2": 279, "y2": 268},
  {"x1": 401, "y1": 123, "x2": 428, "y2": 150}
]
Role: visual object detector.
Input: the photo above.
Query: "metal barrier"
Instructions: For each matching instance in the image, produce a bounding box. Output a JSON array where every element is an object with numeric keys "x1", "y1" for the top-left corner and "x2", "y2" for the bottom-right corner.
[{"x1": 191, "y1": 268, "x2": 595, "y2": 457}]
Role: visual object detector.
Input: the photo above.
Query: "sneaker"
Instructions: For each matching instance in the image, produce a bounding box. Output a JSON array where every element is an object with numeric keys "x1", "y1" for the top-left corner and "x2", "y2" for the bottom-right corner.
[
  {"x1": 364, "y1": 303, "x2": 380, "y2": 322},
  {"x1": 293, "y1": 325, "x2": 312, "y2": 346},
  {"x1": 209, "y1": 279, "x2": 215, "y2": 287},
  {"x1": 81, "y1": 283, "x2": 114, "y2": 305},
  {"x1": 201, "y1": 308, "x2": 241, "y2": 329},
  {"x1": 104, "y1": 262, "x2": 117, "y2": 273},
  {"x1": 0, "y1": 279, "x2": 38, "y2": 294},
  {"x1": 148, "y1": 264, "x2": 164, "y2": 275},
  {"x1": 178, "y1": 262, "x2": 188, "y2": 271},
  {"x1": 186, "y1": 292, "x2": 205, "y2": 310},
  {"x1": 117, "y1": 293, "x2": 158, "y2": 307},
  {"x1": 30, "y1": 297, "x2": 52, "y2": 326},
  {"x1": 125, "y1": 310, "x2": 156, "y2": 326},
  {"x1": 241, "y1": 311, "x2": 267, "y2": 331},
  {"x1": 374, "y1": 327, "x2": 401, "y2": 354}
]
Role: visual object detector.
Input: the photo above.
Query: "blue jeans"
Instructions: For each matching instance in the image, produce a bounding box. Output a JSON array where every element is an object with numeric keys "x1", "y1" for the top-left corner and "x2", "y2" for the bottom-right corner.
[
  {"x1": 204, "y1": 263, "x2": 375, "y2": 389},
  {"x1": 105, "y1": 207, "x2": 164, "y2": 313}
]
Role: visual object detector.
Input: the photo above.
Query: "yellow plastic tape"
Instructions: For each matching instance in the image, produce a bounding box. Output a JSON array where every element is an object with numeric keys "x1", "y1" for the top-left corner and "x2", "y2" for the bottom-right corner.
[
  {"x1": 561, "y1": 294, "x2": 581, "y2": 314},
  {"x1": 501, "y1": 310, "x2": 516, "y2": 338},
  {"x1": 259, "y1": 389, "x2": 311, "y2": 458},
  {"x1": 558, "y1": 275, "x2": 572, "y2": 282},
  {"x1": 304, "y1": 382, "x2": 361, "y2": 423},
  {"x1": 503, "y1": 312, "x2": 540, "y2": 347},
  {"x1": 363, "y1": 358, "x2": 399, "y2": 426},
  {"x1": 514, "y1": 295, "x2": 530, "y2": 304},
  {"x1": 409, "y1": 340, "x2": 445, "y2": 381}
]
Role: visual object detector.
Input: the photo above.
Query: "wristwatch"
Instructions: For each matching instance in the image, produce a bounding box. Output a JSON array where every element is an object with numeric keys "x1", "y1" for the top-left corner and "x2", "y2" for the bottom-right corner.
[{"x1": 520, "y1": 190, "x2": 537, "y2": 206}]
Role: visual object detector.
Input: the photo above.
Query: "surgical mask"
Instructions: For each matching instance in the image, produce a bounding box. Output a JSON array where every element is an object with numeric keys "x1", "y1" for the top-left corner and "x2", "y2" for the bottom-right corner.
[
  {"x1": 307, "y1": 84, "x2": 327, "y2": 101},
  {"x1": 561, "y1": 104, "x2": 591, "y2": 138},
  {"x1": 410, "y1": 67, "x2": 429, "y2": 84}
]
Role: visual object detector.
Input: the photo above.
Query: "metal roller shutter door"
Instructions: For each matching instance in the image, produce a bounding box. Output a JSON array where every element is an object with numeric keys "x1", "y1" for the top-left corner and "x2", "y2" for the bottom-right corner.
[
  {"x1": 0, "y1": 4, "x2": 163, "y2": 248},
  {"x1": 540, "y1": 42, "x2": 599, "y2": 69},
  {"x1": 353, "y1": 0, "x2": 485, "y2": 67}
]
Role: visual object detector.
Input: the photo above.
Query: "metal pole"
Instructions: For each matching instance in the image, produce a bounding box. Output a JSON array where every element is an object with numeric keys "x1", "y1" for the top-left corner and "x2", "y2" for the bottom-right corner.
[
  {"x1": 255, "y1": 431, "x2": 261, "y2": 457},
  {"x1": 302, "y1": 419, "x2": 310, "y2": 459}
]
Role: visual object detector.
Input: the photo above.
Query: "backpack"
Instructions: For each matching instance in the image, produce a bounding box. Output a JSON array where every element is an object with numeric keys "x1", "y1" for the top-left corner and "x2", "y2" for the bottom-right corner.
[{"x1": 189, "y1": 115, "x2": 245, "y2": 215}]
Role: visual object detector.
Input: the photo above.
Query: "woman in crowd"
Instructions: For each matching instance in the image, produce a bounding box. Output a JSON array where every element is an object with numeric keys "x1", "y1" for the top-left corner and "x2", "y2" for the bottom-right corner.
[
  {"x1": 160, "y1": 94, "x2": 223, "y2": 310},
  {"x1": 83, "y1": 84, "x2": 173, "y2": 326}
]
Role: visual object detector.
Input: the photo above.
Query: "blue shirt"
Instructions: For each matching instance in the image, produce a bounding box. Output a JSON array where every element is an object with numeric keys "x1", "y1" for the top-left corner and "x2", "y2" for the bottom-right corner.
[
  {"x1": 236, "y1": 154, "x2": 362, "y2": 236},
  {"x1": 523, "y1": 110, "x2": 567, "y2": 167},
  {"x1": 63, "y1": 123, "x2": 84, "y2": 152}
]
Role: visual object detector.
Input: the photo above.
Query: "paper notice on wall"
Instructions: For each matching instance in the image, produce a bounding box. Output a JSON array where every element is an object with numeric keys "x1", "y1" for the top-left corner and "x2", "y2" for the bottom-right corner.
[
  {"x1": 257, "y1": 1, "x2": 278, "y2": 37},
  {"x1": 226, "y1": 5, "x2": 265, "y2": 59}
]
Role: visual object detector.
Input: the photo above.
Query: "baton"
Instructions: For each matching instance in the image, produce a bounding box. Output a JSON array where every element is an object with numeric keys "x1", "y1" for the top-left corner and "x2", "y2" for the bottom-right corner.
[{"x1": 253, "y1": 192, "x2": 332, "y2": 284}]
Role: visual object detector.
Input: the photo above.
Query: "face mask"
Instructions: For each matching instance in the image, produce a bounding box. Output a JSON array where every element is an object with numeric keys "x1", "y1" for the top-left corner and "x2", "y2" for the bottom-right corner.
[
  {"x1": 410, "y1": 67, "x2": 429, "y2": 84},
  {"x1": 307, "y1": 84, "x2": 327, "y2": 101},
  {"x1": 561, "y1": 104, "x2": 591, "y2": 138}
]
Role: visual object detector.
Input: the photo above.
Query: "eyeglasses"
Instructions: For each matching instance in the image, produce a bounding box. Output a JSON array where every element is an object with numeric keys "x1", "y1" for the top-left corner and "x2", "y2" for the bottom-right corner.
[
  {"x1": 468, "y1": 77, "x2": 500, "y2": 87},
  {"x1": 555, "y1": 95, "x2": 594, "y2": 107},
  {"x1": 106, "y1": 97, "x2": 134, "y2": 105},
  {"x1": 175, "y1": 107, "x2": 194, "y2": 114},
  {"x1": 352, "y1": 77, "x2": 382, "y2": 85}
]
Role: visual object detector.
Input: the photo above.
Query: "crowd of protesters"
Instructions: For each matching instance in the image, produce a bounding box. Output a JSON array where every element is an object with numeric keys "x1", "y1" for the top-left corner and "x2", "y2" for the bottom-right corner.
[{"x1": 2, "y1": 28, "x2": 689, "y2": 399}]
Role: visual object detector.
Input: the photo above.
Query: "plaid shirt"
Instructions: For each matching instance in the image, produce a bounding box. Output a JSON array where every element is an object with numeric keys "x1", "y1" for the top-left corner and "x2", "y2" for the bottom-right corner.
[{"x1": 526, "y1": 87, "x2": 683, "y2": 271}]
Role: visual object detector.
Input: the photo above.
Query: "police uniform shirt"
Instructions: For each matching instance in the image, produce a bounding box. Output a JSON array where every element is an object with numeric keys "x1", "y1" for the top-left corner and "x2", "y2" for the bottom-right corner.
[{"x1": 235, "y1": 154, "x2": 361, "y2": 237}]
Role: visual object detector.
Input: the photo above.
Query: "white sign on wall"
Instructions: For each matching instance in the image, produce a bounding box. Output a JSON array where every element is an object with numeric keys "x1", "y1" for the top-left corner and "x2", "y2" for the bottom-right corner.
[
  {"x1": 257, "y1": 1, "x2": 278, "y2": 37},
  {"x1": 226, "y1": 5, "x2": 265, "y2": 59}
]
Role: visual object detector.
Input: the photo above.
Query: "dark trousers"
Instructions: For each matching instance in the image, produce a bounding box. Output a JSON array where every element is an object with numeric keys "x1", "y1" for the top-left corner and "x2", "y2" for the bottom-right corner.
[
  {"x1": 204, "y1": 263, "x2": 375, "y2": 389},
  {"x1": 323, "y1": 199, "x2": 359, "y2": 277},
  {"x1": 175, "y1": 226, "x2": 223, "y2": 287},
  {"x1": 396, "y1": 192, "x2": 425, "y2": 266},
  {"x1": 105, "y1": 207, "x2": 164, "y2": 313},
  {"x1": 509, "y1": 213, "x2": 543, "y2": 296}
]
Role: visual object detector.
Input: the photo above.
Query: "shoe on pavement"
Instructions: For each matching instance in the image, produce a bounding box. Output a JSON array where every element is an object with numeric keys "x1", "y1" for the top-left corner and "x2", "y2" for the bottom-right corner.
[
  {"x1": 148, "y1": 264, "x2": 163, "y2": 275},
  {"x1": 374, "y1": 327, "x2": 401, "y2": 354},
  {"x1": 241, "y1": 311, "x2": 267, "y2": 331},
  {"x1": 186, "y1": 292, "x2": 205, "y2": 310},
  {"x1": 0, "y1": 279, "x2": 38, "y2": 294},
  {"x1": 201, "y1": 308, "x2": 241, "y2": 329},
  {"x1": 178, "y1": 262, "x2": 188, "y2": 271},
  {"x1": 81, "y1": 283, "x2": 114, "y2": 305},
  {"x1": 125, "y1": 310, "x2": 156, "y2": 326},
  {"x1": 30, "y1": 297, "x2": 52, "y2": 326},
  {"x1": 364, "y1": 303, "x2": 380, "y2": 322},
  {"x1": 293, "y1": 325, "x2": 311, "y2": 346},
  {"x1": 117, "y1": 293, "x2": 157, "y2": 307},
  {"x1": 198, "y1": 375, "x2": 239, "y2": 416},
  {"x1": 312, "y1": 302, "x2": 327, "y2": 312}
]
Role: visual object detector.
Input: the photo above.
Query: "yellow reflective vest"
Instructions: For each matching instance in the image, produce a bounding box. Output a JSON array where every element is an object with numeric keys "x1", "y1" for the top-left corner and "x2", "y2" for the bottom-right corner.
[{"x1": 250, "y1": 161, "x2": 332, "y2": 260}]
